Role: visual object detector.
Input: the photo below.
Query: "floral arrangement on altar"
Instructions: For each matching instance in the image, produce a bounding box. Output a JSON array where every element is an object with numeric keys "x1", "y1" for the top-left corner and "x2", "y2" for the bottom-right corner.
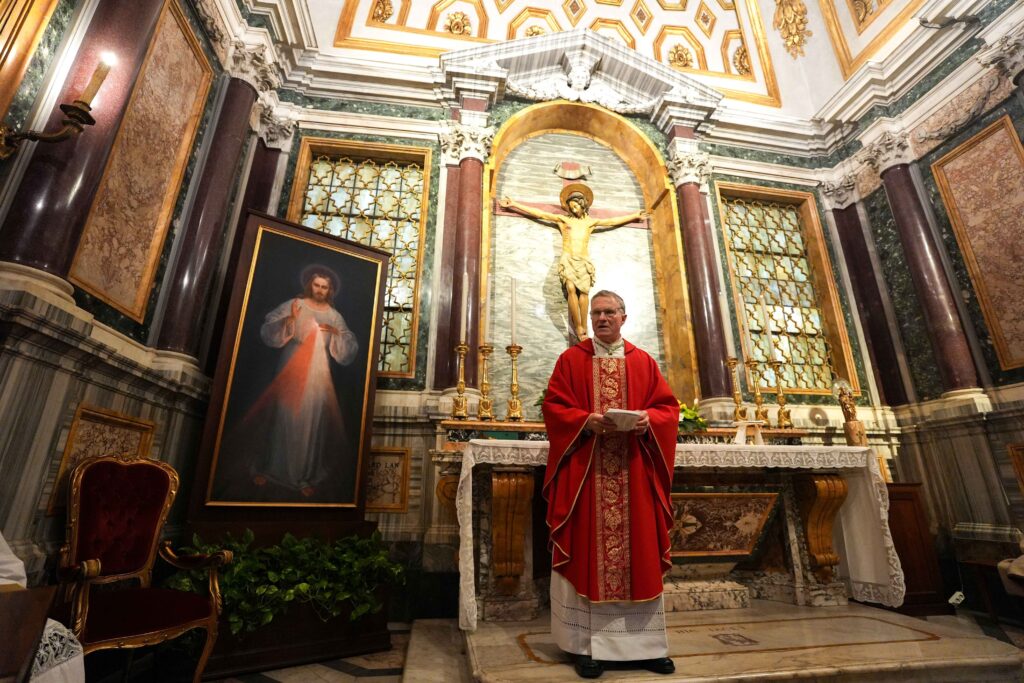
[{"x1": 678, "y1": 401, "x2": 708, "y2": 433}]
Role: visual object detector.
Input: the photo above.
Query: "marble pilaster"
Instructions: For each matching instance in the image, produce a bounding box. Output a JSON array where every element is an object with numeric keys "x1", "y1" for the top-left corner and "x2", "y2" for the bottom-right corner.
[
  {"x1": 0, "y1": 0, "x2": 166, "y2": 276},
  {"x1": 862, "y1": 132, "x2": 980, "y2": 395},
  {"x1": 155, "y1": 77, "x2": 257, "y2": 356}
]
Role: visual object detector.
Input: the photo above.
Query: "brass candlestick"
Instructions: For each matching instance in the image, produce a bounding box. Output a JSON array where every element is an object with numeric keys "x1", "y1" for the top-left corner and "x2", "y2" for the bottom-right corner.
[
  {"x1": 451, "y1": 342, "x2": 469, "y2": 419},
  {"x1": 769, "y1": 360, "x2": 793, "y2": 429},
  {"x1": 745, "y1": 358, "x2": 769, "y2": 423},
  {"x1": 477, "y1": 344, "x2": 495, "y2": 420},
  {"x1": 506, "y1": 344, "x2": 523, "y2": 421},
  {"x1": 726, "y1": 357, "x2": 747, "y2": 421}
]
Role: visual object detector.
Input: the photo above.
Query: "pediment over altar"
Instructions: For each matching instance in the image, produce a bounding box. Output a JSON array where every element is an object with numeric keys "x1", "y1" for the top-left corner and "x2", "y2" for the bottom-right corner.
[{"x1": 434, "y1": 28, "x2": 724, "y2": 133}]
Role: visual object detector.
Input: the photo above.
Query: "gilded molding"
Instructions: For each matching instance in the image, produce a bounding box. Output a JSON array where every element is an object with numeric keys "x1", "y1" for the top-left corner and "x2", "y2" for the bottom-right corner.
[
  {"x1": 440, "y1": 120, "x2": 494, "y2": 164},
  {"x1": 667, "y1": 141, "x2": 711, "y2": 189},
  {"x1": 773, "y1": 0, "x2": 812, "y2": 58},
  {"x1": 229, "y1": 41, "x2": 279, "y2": 93}
]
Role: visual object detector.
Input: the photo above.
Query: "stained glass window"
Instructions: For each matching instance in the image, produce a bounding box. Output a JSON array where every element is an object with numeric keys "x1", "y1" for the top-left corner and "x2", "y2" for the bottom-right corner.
[
  {"x1": 297, "y1": 154, "x2": 425, "y2": 377},
  {"x1": 720, "y1": 196, "x2": 836, "y2": 392}
]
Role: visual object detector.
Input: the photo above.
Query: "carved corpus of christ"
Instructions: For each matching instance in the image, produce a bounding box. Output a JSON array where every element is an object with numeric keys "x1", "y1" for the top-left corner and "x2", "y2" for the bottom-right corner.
[{"x1": 500, "y1": 182, "x2": 647, "y2": 340}]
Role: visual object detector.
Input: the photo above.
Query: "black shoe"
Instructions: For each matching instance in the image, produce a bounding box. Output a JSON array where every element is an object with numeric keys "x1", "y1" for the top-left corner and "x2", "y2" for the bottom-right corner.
[
  {"x1": 574, "y1": 654, "x2": 604, "y2": 679},
  {"x1": 641, "y1": 657, "x2": 675, "y2": 674}
]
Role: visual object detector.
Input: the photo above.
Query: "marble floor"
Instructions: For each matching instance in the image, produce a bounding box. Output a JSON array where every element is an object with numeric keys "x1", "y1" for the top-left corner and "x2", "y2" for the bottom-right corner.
[{"x1": 213, "y1": 604, "x2": 1024, "y2": 682}]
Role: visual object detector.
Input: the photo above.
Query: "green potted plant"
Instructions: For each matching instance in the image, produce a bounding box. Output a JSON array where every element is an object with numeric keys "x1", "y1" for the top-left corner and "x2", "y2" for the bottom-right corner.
[
  {"x1": 678, "y1": 401, "x2": 708, "y2": 433},
  {"x1": 167, "y1": 530, "x2": 404, "y2": 675}
]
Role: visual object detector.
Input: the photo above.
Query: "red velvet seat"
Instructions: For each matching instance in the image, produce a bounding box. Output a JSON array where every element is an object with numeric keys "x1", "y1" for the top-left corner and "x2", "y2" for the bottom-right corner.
[{"x1": 59, "y1": 455, "x2": 232, "y2": 683}]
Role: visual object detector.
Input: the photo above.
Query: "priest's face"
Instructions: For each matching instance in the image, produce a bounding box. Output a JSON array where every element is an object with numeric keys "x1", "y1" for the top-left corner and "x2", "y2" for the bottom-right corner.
[{"x1": 590, "y1": 296, "x2": 626, "y2": 343}]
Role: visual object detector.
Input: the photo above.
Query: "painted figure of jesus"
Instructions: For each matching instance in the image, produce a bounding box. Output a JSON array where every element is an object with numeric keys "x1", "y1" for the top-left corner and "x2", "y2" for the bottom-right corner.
[
  {"x1": 501, "y1": 183, "x2": 646, "y2": 340},
  {"x1": 250, "y1": 265, "x2": 359, "y2": 498}
]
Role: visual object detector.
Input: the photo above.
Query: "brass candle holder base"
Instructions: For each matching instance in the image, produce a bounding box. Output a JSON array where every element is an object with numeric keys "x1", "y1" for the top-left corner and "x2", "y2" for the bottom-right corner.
[
  {"x1": 506, "y1": 344, "x2": 523, "y2": 421},
  {"x1": 451, "y1": 342, "x2": 469, "y2": 419},
  {"x1": 769, "y1": 360, "x2": 793, "y2": 429},
  {"x1": 745, "y1": 358, "x2": 769, "y2": 423},
  {"x1": 726, "y1": 357, "x2": 748, "y2": 421},
  {"x1": 477, "y1": 344, "x2": 495, "y2": 420}
]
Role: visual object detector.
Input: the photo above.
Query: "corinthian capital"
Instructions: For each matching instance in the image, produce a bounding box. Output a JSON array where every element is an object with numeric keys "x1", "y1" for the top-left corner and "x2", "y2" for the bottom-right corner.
[
  {"x1": 229, "y1": 41, "x2": 280, "y2": 94},
  {"x1": 667, "y1": 138, "x2": 710, "y2": 189},
  {"x1": 977, "y1": 30, "x2": 1024, "y2": 82},
  {"x1": 820, "y1": 173, "x2": 858, "y2": 211},
  {"x1": 860, "y1": 130, "x2": 913, "y2": 173},
  {"x1": 257, "y1": 105, "x2": 296, "y2": 150},
  {"x1": 439, "y1": 121, "x2": 495, "y2": 165}
]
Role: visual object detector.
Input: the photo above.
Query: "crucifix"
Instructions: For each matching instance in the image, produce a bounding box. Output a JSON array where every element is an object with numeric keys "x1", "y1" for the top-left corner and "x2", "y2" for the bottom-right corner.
[{"x1": 499, "y1": 181, "x2": 647, "y2": 340}]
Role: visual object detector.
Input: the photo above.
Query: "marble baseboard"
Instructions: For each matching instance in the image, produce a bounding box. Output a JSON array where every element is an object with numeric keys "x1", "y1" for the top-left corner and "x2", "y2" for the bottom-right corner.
[
  {"x1": 663, "y1": 578, "x2": 750, "y2": 612},
  {"x1": 480, "y1": 594, "x2": 543, "y2": 622}
]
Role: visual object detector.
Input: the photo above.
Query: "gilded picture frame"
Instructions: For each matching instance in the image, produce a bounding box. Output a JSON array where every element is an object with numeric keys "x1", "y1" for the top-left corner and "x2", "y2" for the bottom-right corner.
[
  {"x1": 201, "y1": 212, "x2": 388, "y2": 508},
  {"x1": 46, "y1": 404, "x2": 155, "y2": 516}
]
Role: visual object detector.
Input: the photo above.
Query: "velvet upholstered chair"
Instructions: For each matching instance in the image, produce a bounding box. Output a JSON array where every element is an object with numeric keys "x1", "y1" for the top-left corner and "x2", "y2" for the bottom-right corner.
[{"x1": 58, "y1": 454, "x2": 232, "y2": 683}]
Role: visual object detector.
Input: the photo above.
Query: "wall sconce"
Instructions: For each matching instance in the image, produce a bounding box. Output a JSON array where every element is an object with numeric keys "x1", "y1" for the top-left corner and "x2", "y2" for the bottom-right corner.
[{"x1": 0, "y1": 51, "x2": 116, "y2": 160}]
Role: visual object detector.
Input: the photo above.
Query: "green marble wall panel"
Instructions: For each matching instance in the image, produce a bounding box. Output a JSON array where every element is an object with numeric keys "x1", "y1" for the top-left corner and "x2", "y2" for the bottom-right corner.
[
  {"x1": 861, "y1": 187, "x2": 944, "y2": 401},
  {"x1": 490, "y1": 132, "x2": 665, "y2": 420},
  {"x1": 917, "y1": 94, "x2": 1024, "y2": 387},
  {"x1": 276, "y1": 89, "x2": 444, "y2": 121},
  {"x1": 708, "y1": 174, "x2": 873, "y2": 406},
  {"x1": 70, "y1": 0, "x2": 227, "y2": 342},
  {"x1": 279, "y1": 128, "x2": 440, "y2": 391}
]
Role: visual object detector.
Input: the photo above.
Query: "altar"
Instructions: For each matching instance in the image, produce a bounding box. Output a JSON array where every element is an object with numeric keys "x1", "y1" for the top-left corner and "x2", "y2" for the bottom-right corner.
[{"x1": 455, "y1": 440, "x2": 904, "y2": 631}]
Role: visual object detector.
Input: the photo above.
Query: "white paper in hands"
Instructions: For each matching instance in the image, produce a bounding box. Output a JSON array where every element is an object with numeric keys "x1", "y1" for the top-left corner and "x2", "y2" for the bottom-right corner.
[{"x1": 604, "y1": 409, "x2": 643, "y2": 431}]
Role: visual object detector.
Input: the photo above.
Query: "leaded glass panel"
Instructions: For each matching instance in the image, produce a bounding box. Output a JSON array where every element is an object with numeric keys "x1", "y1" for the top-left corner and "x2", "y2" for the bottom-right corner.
[
  {"x1": 721, "y1": 197, "x2": 835, "y2": 392},
  {"x1": 299, "y1": 155, "x2": 424, "y2": 376}
]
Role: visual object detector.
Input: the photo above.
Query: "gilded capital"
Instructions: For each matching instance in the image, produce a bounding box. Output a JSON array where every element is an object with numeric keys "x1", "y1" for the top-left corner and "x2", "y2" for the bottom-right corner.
[
  {"x1": 667, "y1": 140, "x2": 710, "y2": 189},
  {"x1": 440, "y1": 121, "x2": 495, "y2": 165}
]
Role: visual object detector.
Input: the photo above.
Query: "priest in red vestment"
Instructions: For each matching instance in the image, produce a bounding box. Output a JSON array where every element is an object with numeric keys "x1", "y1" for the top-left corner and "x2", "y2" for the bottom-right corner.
[{"x1": 542, "y1": 290, "x2": 680, "y2": 679}]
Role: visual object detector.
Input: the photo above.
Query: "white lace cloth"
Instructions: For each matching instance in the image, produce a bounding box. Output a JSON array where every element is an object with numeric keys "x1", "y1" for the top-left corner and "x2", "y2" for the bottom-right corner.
[
  {"x1": 457, "y1": 440, "x2": 905, "y2": 630},
  {"x1": 30, "y1": 619, "x2": 84, "y2": 683}
]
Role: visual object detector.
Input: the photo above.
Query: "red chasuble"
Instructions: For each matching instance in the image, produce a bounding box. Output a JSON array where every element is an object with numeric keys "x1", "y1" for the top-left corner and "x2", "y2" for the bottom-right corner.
[{"x1": 542, "y1": 339, "x2": 679, "y2": 603}]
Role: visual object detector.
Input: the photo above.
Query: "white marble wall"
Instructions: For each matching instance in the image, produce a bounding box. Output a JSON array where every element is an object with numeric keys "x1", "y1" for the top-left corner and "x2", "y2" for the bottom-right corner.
[{"x1": 488, "y1": 133, "x2": 665, "y2": 420}]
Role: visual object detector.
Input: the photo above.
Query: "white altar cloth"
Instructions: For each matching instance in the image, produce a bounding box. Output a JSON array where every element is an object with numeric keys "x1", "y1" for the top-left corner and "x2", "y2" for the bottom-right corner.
[{"x1": 456, "y1": 440, "x2": 905, "y2": 630}]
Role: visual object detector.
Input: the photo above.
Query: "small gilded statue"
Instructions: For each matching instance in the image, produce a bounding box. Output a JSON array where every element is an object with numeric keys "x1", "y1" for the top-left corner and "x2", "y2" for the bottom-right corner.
[{"x1": 500, "y1": 183, "x2": 646, "y2": 340}]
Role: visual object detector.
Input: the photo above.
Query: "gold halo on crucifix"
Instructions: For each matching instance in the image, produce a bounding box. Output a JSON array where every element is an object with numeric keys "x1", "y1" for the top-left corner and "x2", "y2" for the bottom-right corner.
[{"x1": 559, "y1": 182, "x2": 594, "y2": 211}]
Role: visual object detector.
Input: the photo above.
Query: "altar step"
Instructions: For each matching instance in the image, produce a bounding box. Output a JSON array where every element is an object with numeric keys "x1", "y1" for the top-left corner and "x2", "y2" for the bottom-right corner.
[{"x1": 463, "y1": 599, "x2": 1024, "y2": 682}]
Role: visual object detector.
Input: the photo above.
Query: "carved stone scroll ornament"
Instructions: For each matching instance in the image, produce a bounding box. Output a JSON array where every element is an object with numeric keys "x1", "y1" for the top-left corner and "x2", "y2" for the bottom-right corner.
[
  {"x1": 820, "y1": 173, "x2": 857, "y2": 211},
  {"x1": 667, "y1": 148, "x2": 711, "y2": 188},
  {"x1": 439, "y1": 121, "x2": 495, "y2": 165},
  {"x1": 258, "y1": 106, "x2": 296, "y2": 149},
  {"x1": 230, "y1": 41, "x2": 280, "y2": 94},
  {"x1": 505, "y1": 49, "x2": 657, "y2": 115},
  {"x1": 915, "y1": 70, "x2": 1003, "y2": 145},
  {"x1": 193, "y1": 0, "x2": 229, "y2": 58},
  {"x1": 773, "y1": 0, "x2": 813, "y2": 58},
  {"x1": 976, "y1": 30, "x2": 1024, "y2": 82},
  {"x1": 860, "y1": 130, "x2": 912, "y2": 173}
]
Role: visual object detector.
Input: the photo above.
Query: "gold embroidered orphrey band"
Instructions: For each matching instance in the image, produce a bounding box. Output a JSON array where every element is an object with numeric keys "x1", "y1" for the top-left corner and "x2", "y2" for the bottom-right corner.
[{"x1": 593, "y1": 356, "x2": 631, "y2": 601}]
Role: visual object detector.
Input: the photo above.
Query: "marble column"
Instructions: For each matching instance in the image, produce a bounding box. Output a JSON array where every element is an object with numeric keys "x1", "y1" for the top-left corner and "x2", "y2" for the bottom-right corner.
[
  {"x1": 435, "y1": 114, "x2": 494, "y2": 389},
  {"x1": 155, "y1": 77, "x2": 257, "y2": 356},
  {"x1": 0, "y1": 0, "x2": 165, "y2": 275},
  {"x1": 667, "y1": 138, "x2": 730, "y2": 400},
  {"x1": 822, "y1": 176, "x2": 909, "y2": 406},
  {"x1": 865, "y1": 132, "x2": 978, "y2": 393},
  {"x1": 432, "y1": 164, "x2": 462, "y2": 389}
]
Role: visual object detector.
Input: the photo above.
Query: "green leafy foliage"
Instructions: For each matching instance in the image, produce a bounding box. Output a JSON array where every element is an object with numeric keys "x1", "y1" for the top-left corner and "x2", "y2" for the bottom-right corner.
[
  {"x1": 165, "y1": 530, "x2": 404, "y2": 635},
  {"x1": 678, "y1": 402, "x2": 708, "y2": 433}
]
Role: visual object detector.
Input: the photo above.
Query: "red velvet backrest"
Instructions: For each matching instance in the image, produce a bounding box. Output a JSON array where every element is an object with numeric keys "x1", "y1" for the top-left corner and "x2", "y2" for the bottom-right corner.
[{"x1": 70, "y1": 458, "x2": 177, "y2": 578}]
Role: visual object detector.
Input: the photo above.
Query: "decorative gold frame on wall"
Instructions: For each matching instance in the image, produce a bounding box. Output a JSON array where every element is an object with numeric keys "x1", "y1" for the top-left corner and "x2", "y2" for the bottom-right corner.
[
  {"x1": 46, "y1": 404, "x2": 155, "y2": 516},
  {"x1": 286, "y1": 136, "x2": 432, "y2": 380},
  {"x1": 714, "y1": 181, "x2": 860, "y2": 395},
  {"x1": 67, "y1": 0, "x2": 213, "y2": 320},
  {"x1": 931, "y1": 116, "x2": 1024, "y2": 371},
  {"x1": 484, "y1": 100, "x2": 700, "y2": 403},
  {"x1": 818, "y1": 0, "x2": 927, "y2": 79},
  {"x1": 0, "y1": 0, "x2": 60, "y2": 119},
  {"x1": 364, "y1": 446, "x2": 411, "y2": 512}
]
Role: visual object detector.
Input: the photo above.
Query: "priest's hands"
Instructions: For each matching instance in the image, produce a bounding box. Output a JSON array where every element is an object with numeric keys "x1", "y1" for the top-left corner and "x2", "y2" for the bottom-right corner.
[
  {"x1": 586, "y1": 413, "x2": 616, "y2": 435},
  {"x1": 633, "y1": 410, "x2": 650, "y2": 434}
]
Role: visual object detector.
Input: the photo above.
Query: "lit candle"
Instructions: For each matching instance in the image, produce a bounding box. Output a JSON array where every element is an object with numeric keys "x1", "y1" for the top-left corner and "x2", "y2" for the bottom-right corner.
[
  {"x1": 459, "y1": 274, "x2": 468, "y2": 344},
  {"x1": 510, "y1": 277, "x2": 517, "y2": 345},
  {"x1": 78, "y1": 52, "x2": 117, "y2": 107}
]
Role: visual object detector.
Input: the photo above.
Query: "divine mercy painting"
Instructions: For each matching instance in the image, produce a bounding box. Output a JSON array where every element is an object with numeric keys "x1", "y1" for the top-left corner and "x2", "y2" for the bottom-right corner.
[{"x1": 204, "y1": 214, "x2": 388, "y2": 507}]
